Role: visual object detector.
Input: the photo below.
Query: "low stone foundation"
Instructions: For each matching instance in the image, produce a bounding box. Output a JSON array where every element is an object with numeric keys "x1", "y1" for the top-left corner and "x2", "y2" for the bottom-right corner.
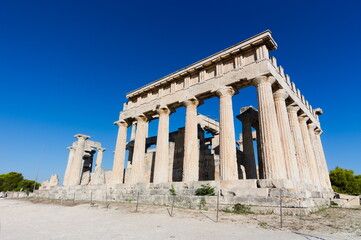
[{"x1": 30, "y1": 180, "x2": 334, "y2": 215}]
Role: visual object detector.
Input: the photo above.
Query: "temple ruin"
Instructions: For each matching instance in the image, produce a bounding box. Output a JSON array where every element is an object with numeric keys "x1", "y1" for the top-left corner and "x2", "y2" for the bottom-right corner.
[{"x1": 37, "y1": 30, "x2": 334, "y2": 212}]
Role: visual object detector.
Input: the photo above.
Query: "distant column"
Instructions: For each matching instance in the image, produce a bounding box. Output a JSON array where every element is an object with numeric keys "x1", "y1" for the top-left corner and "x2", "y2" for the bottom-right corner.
[
  {"x1": 299, "y1": 116, "x2": 320, "y2": 188},
  {"x1": 153, "y1": 106, "x2": 171, "y2": 184},
  {"x1": 238, "y1": 114, "x2": 257, "y2": 179},
  {"x1": 252, "y1": 76, "x2": 287, "y2": 179},
  {"x1": 308, "y1": 123, "x2": 326, "y2": 189},
  {"x1": 315, "y1": 129, "x2": 332, "y2": 189},
  {"x1": 183, "y1": 98, "x2": 199, "y2": 182},
  {"x1": 63, "y1": 146, "x2": 75, "y2": 186},
  {"x1": 130, "y1": 115, "x2": 149, "y2": 184},
  {"x1": 95, "y1": 148, "x2": 106, "y2": 171},
  {"x1": 111, "y1": 120, "x2": 129, "y2": 185},
  {"x1": 273, "y1": 89, "x2": 300, "y2": 181},
  {"x1": 68, "y1": 134, "x2": 90, "y2": 185},
  {"x1": 287, "y1": 105, "x2": 311, "y2": 184}
]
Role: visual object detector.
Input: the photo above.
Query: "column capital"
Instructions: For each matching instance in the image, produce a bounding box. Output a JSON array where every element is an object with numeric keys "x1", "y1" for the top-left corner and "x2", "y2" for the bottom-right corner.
[
  {"x1": 183, "y1": 98, "x2": 199, "y2": 107},
  {"x1": 215, "y1": 86, "x2": 236, "y2": 98},
  {"x1": 273, "y1": 89, "x2": 288, "y2": 101},
  {"x1": 315, "y1": 128, "x2": 323, "y2": 135},
  {"x1": 74, "y1": 134, "x2": 90, "y2": 141},
  {"x1": 97, "y1": 147, "x2": 106, "y2": 152},
  {"x1": 135, "y1": 114, "x2": 149, "y2": 123},
  {"x1": 252, "y1": 75, "x2": 276, "y2": 87},
  {"x1": 156, "y1": 106, "x2": 172, "y2": 116},
  {"x1": 114, "y1": 119, "x2": 129, "y2": 128},
  {"x1": 287, "y1": 104, "x2": 300, "y2": 113},
  {"x1": 298, "y1": 116, "x2": 309, "y2": 123},
  {"x1": 307, "y1": 123, "x2": 316, "y2": 130}
]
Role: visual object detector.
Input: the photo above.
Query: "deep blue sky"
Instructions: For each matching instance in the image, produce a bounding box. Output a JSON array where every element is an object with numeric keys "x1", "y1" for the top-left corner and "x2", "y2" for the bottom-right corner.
[{"x1": 0, "y1": 0, "x2": 360, "y2": 182}]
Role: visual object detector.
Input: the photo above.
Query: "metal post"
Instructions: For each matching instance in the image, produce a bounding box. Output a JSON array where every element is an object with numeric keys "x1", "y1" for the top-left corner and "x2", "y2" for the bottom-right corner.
[
  {"x1": 90, "y1": 191, "x2": 93, "y2": 206},
  {"x1": 73, "y1": 191, "x2": 76, "y2": 202},
  {"x1": 280, "y1": 189, "x2": 283, "y2": 228},
  {"x1": 135, "y1": 191, "x2": 140, "y2": 212},
  {"x1": 170, "y1": 194, "x2": 175, "y2": 216},
  {"x1": 216, "y1": 189, "x2": 220, "y2": 222}
]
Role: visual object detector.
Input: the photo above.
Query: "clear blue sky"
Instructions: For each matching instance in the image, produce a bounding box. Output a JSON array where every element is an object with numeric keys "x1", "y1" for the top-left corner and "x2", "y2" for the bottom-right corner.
[{"x1": 0, "y1": 0, "x2": 360, "y2": 182}]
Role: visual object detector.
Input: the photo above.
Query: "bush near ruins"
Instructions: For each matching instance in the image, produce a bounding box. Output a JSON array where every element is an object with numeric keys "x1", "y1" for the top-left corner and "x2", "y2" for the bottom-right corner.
[
  {"x1": 0, "y1": 172, "x2": 40, "y2": 193},
  {"x1": 195, "y1": 183, "x2": 215, "y2": 196},
  {"x1": 329, "y1": 167, "x2": 361, "y2": 195}
]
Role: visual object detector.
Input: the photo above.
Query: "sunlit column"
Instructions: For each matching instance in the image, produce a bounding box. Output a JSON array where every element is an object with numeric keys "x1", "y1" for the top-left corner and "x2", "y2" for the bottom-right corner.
[{"x1": 252, "y1": 76, "x2": 286, "y2": 179}]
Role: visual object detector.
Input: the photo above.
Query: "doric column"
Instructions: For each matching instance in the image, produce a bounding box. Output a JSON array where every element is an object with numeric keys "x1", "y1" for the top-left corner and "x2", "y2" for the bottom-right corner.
[
  {"x1": 183, "y1": 98, "x2": 199, "y2": 182},
  {"x1": 68, "y1": 134, "x2": 90, "y2": 185},
  {"x1": 238, "y1": 114, "x2": 257, "y2": 179},
  {"x1": 153, "y1": 106, "x2": 171, "y2": 184},
  {"x1": 299, "y1": 116, "x2": 320, "y2": 188},
  {"x1": 216, "y1": 86, "x2": 238, "y2": 180},
  {"x1": 287, "y1": 105, "x2": 311, "y2": 184},
  {"x1": 63, "y1": 146, "x2": 75, "y2": 186},
  {"x1": 273, "y1": 89, "x2": 300, "y2": 181},
  {"x1": 95, "y1": 147, "x2": 106, "y2": 171},
  {"x1": 252, "y1": 76, "x2": 287, "y2": 179},
  {"x1": 308, "y1": 123, "x2": 326, "y2": 189},
  {"x1": 111, "y1": 120, "x2": 129, "y2": 184},
  {"x1": 130, "y1": 115, "x2": 149, "y2": 184},
  {"x1": 315, "y1": 129, "x2": 332, "y2": 189}
]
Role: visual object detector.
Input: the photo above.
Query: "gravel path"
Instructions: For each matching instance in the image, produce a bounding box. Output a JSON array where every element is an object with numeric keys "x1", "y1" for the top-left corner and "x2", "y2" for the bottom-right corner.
[{"x1": 0, "y1": 199, "x2": 356, "y2": 240}]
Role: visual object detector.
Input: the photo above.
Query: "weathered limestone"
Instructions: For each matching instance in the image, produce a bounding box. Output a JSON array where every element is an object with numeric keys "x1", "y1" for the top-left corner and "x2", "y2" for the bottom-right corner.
[
  {"x1": 111, "y1": 120, "x2": 128, "y2": 185},
  {"x1": 287, "y1": 105, "x2": 311, "y2": 184},
  {"x1": 273, "y1": 89, "x2": 300, "y2": 181},
  {"x1": 68, "y1": 134, "x2": 90, "y2": 186},
  {"x1": 95, "y1": 147, "x2": 106, "y2": 171},
  {"x1": 308, "y1": 123, "x2": 326, "y2": 189},
  {"x1": 52, "y1": 32, "x2": 334, "y2": 212},
  {"x1": 130, "y1": 115, "x2": 149, "y2": 184},
  {"x1": 153, "y1": 106, "x2": 171, "y2": 184},
  {"x1": 237, "y1": 110, "x2": 257, "y2": 179},
  {"x1": 216, "y1": 87, "x2": 238, "y2": 180},
  {"x1": 315, "y1": 130, "x2": 332, "y2": 189},
  {"x1": 182, "y1": 98, "x2": 200, "y2": 182},
  {"x1": 252, "y1": 76, "x2": 287, "y2": 180},
  {"x1": 299, "y1": 116, "x2": 320, "y2": 187},
  {"x1": 63, "y1": 146, "x2": 75, "y2": 186}
]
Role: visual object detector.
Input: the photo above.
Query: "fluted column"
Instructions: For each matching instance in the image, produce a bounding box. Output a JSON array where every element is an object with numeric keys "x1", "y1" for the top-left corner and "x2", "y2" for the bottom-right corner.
[
  {"x1": 68, "y1": 134, "x2": 90, "y2": 185},
  {"x1": 299, "y1": 116, "x2": 320, "y2": 188},
  {"x1": 111, "y1": 120, "x2": 128, "y2": 184},
  {"x1": 216, "y1": 86, "x2": 238, "y2": 180},
  {"x1": 95, "y1": 148, "x2": 106, "y2": 171},
  {"x1": 183, "y1": 98, "x2": 199, "y2": 182},
  {"x1": 63, "y1": 146, "x2": 75, "y2": 186},
  {"x1": 308, "y1": 123, "x2": 326, "y2": 189},
  {"x1": 153, "y1": 106, "x2": 171, "y2": 184},
  {"x1": 252, "y1": 76, "x2": 286, "y2": 179},
  {"x1": 287, "y1": 105, "x2": 311, "y2": 184},
  {"x1": 273, "y1": 89, "x2": 300, "y2": 181},
  {"x1": 315, "y1": 130, "x2": 332, "y2": 189},
  {"x1": 130, "y1": 115, "x2": 149, "y2": 184},
  {"x1": 238, "y1": 115, "x2": 257, "y2": 179}
]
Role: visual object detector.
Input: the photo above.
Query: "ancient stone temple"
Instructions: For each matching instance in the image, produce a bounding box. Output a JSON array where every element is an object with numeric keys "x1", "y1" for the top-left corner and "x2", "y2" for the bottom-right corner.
[{"x1": 37, "y1": 30, "x2": 333, "y2": 213}]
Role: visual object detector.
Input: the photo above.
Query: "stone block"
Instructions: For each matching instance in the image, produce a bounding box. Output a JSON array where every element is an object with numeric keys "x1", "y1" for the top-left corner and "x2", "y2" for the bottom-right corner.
[{"x1": 221, "y1": 179, "x2": 257, "y2": 189}]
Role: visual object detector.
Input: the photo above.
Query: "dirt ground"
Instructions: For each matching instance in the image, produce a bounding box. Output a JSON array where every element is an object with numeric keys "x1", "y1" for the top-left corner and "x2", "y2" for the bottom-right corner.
[{"x1": 0, "y1": 199, "x2": 360, "y2": 240}]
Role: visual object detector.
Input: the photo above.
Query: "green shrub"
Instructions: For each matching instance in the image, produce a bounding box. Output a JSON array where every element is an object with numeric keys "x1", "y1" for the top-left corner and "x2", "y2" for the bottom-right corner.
[
  {"x1": 232, "y1": 203, "x2": 252, "y2": 214},
  {"x1": 169, "y1": 184, "x2": 176, "y2": 196},
  {"x1": 195, "y1": 184, "x2": 215, "y2": 196}
]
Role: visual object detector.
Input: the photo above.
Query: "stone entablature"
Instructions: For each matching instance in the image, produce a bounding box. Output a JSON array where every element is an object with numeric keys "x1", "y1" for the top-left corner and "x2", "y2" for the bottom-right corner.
[{"x1": 121, "y1": 30, "x2": 320, "y2": 129}]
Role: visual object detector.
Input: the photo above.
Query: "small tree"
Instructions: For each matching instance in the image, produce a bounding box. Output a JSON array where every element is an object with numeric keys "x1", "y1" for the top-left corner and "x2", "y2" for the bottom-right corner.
[
  {"x1": 195, "y1": 184, "x2": 215, "y2": 196},
  {"x1": 329, "y1": 167, "x2": 361, "y2": 195}
]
